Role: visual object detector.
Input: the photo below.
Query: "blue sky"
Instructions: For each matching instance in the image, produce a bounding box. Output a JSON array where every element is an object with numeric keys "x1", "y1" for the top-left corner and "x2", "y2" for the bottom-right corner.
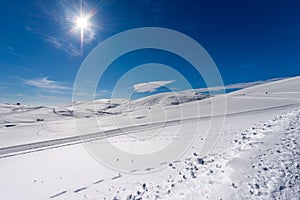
[{"x1": 0, "y1": 0, "x2": 300, "y2": 105}]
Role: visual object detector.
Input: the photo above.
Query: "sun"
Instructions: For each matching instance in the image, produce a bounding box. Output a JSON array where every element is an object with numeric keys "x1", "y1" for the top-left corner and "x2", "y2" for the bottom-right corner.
[
  {"x1": 73, "y1": 14, "x2": 92, "y2": 53},
  {"x1": 76, "y1": 16, "x2": 89, "y2": 29},
  {"x1": 67, "y1": 0, "x2": 97, "y2": 54}
]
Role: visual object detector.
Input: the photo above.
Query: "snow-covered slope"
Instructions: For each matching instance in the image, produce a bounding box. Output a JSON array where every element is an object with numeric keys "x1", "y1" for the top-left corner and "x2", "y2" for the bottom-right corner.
[
  {"x1": 230, "y1": 76, "x2": 300, "y2": 98},
  {"x1": 0, "y1": 89, "x2": 209, "y2": 122},
  {"x1": 124, "y1": 90, "x2": 209, "y2": 108},
  {"x1": 69, "y1": 90, "x2": 209, "y2": 117},
  {"x1": 0, "y1": 76, "x2": 299, "y2": 200}
]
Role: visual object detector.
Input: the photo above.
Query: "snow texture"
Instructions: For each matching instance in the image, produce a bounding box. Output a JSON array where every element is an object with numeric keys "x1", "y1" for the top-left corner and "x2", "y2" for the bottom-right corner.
[{"x1": 0, "y1": 76, "x2": 299, "y2": 199}]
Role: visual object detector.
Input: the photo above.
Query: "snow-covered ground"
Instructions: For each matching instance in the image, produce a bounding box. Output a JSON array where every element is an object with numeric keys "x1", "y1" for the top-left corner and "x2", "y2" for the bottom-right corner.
[{"x1": 0, "y1": 76, "x2": 299, "y2": 199}]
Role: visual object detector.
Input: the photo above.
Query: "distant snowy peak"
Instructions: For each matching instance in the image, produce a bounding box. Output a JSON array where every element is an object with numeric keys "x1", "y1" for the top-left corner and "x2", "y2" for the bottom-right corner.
[
  {"x1": 0, "y1": 90, "x2": 210, "y2": 122},
  {"x1": 128, "y1": 90, "x2": 210, "y2": 108},
  {"x1": 73, "y1": 90, "x2": 210, "y2": 110},
  {"x1": 70, "y1": 90, "x2": 210, "y2": 117}
]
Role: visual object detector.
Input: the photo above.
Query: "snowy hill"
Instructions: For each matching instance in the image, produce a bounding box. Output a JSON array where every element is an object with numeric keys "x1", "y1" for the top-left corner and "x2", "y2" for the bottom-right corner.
[
  {"x1": 0, "y1": 89, "x2": 209, "y2": 123},
  {"x1": 124, "y1": 90, "x2": 209, "y2": 108},
  {"x1": 0, "y1": 76, "x2": 299, "y2": 200},
  {"x1": 70, "y1": 90, "x2": 210, "y2": 117}
]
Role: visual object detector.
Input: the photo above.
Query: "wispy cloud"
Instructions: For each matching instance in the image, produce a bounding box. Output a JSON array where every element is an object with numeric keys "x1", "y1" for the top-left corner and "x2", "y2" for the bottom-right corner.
[
  {"x1": 0, "y1": 46, "x2": 26, "y2": 58},
  {"x1": 25, "y1": 21, "x2": 81, "y2": 57},
  {"x1": 95, "y1": 89, "x2": 112, "y2": 97},
  {"x1": 133, "y1": 80, "x2": 175, "y2": 93},
  {"x1": 196, "y1": 78, "x2": 283, "y2": 93},
  {"x1": 0, "y1": 81, "x2": 11, "y2": 90},
  {"x1": 7, "y1": 47, "x2": 26, "y2": 58},
  {"x1": 23, "y1": 77, "x2": 71, "y2": 92},
  {"x1": 45, "y1": 35, "x2": 81, "y2": 57}
]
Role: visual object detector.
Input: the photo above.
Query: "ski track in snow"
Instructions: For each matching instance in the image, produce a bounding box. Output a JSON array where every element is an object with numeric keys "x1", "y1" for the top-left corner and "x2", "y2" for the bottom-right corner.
[{"x1": 0, "y1": 104, "x2": 296, "y2": 159}]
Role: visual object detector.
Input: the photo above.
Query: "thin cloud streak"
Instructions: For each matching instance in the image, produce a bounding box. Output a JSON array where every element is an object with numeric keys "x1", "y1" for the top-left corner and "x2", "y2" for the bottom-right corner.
[
  {"x1": 45, "y1": 35, "x2": 81, "y2": 57},
  {"x1": 96, "y1": 89, "x2": 112, "y2": 97},
  {"x1": 23, "y1": 77, "x2": 71, "y2": 92}
]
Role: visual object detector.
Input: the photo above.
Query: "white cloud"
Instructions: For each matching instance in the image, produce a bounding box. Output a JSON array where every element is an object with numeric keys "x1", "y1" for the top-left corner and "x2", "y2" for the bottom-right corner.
[
  {"x1": 196, "y1": 78, "x2": 283, "y2": 93},
  {"x1": 23, "y1": 77, "x2": 71, "y2": 92},
  {"x1": 133, "y1": 80, "x2": 175, "y2": 93}
]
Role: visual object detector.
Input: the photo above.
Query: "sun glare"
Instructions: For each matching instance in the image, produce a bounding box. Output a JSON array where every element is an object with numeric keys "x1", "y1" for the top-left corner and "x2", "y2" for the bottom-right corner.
[
  {"x1": 73, "y1": 14, "x2": 92, "y2": 53},
  {"x1": 68, "y1": 0, "x2": 97, "y2": 54},
  {"x1": 76, "y1": 16, "x2": 89, "y2": 29}
]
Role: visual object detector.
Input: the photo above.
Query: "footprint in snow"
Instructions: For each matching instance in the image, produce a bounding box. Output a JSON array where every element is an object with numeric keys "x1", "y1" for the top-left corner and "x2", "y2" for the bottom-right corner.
[
  {"x1": 73, "y1": 187, "x2": 87, "y2": 193},
  {"x1": 112, "y1": 173, "x2": 122, "y2": 180},
  {"x1": 93, "y1": 179, "x2": 104, "y2": 185},
  {"x1": 49, "y1": 191, "x2": 67, "y2": 198}
]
